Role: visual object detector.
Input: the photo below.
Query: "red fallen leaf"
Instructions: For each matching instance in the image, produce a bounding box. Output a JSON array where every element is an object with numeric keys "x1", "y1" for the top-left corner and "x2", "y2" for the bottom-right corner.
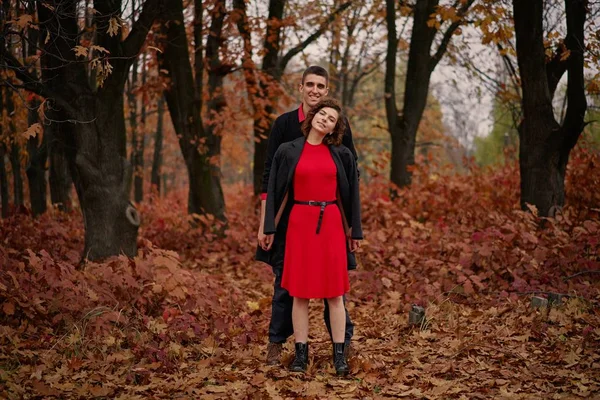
[
  {"x1": 472, "y1": 231, "x2": 485, "y2": 242},
  {"x1": 463, "y1": 280, "x2": 475, "y2": 295},
  {"x1": 68, "y1": 356, "x2": 83, "y2": 371}
]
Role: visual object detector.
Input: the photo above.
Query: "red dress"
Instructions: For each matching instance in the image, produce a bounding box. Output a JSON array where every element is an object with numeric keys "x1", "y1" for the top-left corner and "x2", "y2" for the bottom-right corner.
[{"x1": 281, "y1": 142, "x2": 349, "y2": 299}]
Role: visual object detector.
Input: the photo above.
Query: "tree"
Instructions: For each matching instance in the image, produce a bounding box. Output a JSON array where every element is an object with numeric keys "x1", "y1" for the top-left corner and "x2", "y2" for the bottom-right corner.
[
  {"x1": 234, "y1": 0, "x2": 352, "y2": 195},
  {"x1": 158, "y1": 0, "x2": 227, "y2": 221},
  {"x1": 151, "y1": 96, "x2": 165, "y2": 194},
  {"x1": 1, "y1": 0, "x2": 164, "y2": 260},
  {"x1": 328, "y1": 0, "x2": 386, "y2": 108},
  {"x1": 513, "y1": 0, "x2": 587, "y2": 216},
  {"x1": 22, "y1": 0, "x2": 48, "y2": 217},
  {"x1": 385, "y1": 0, "x2": 475, "y2": 188}
]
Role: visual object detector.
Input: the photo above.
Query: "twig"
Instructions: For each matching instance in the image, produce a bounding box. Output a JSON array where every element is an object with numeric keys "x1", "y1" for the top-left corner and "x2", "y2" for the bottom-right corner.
[{"x1": 563, "y1": 270, "x2": 600, "y2": 281}]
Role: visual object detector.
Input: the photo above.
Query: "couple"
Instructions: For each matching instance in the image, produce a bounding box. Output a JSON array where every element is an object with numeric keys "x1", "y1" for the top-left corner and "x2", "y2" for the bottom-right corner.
[{"x1": 256, "y1": 66, "x2": 363, "y2": 376}]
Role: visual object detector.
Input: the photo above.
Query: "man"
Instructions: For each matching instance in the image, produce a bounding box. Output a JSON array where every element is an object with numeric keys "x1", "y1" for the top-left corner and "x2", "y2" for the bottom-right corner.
[{"x1": 256, "y1": 65, "x2": 358, "y2": 365}]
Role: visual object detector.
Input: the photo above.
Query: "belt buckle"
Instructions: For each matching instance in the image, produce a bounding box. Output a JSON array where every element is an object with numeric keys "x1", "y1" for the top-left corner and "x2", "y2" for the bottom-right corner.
[{"x1": 308, "y1": 200, "x2": 317, "y2": 206}]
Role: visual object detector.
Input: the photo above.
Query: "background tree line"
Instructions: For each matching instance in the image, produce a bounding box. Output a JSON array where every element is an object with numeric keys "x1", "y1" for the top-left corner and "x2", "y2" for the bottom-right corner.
[{"x1": 0, "y1": 0, "x2": 599, "y2": 260}]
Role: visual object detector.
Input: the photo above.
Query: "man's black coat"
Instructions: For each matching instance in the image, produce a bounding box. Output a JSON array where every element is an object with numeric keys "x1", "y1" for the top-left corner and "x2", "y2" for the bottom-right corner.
[
  {"x1": 260, "y1": 108, "x2": 357, "y2": 195},
  {"x1": 256, "y1": 136, "x2": 363, "y2": 270}
]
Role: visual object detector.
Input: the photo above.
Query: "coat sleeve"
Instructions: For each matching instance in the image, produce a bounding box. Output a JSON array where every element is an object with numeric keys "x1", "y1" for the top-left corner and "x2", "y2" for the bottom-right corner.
[
  {"x1": 263, "y1": 147, "x2": 282, "y2": 235},
  {"x1": 261, "y1": 116, "x2": 285, "y2": 195},
  {"x1": 346, "y1": 150, "x2": 363, "y2": 240},
  {"x1": 341, "y1": 118, "x2": 358, "y2": 162}
]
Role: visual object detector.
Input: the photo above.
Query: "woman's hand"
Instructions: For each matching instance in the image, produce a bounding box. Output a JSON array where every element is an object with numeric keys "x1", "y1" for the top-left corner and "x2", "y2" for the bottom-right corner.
[
  {"x1": 348, "y1": 238, "x2": 360, "y2": 252},
  {"x1": 260, "y1": 234, "x2": 274, "y2": 251}
]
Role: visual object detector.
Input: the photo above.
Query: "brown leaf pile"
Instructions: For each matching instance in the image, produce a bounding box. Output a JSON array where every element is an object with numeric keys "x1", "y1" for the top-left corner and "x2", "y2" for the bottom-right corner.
[{"x1": 0, "y1": 146, "x2": 599, "y2": 398}]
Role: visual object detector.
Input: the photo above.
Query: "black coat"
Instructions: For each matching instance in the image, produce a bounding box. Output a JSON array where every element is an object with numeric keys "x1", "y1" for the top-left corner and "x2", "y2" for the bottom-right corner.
[
  {"x1": 256, "y1": 137, "x2": 363, "y2": 270},
  {"x1": 260, "y1": 108, "x2": 357, "y2": 195}
]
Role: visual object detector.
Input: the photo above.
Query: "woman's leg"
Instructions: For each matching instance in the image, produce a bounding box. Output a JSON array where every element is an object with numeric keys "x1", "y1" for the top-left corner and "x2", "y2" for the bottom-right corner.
[
  {"x1": 327, "y1": 296, "x2": 349, "y2": 375},
  {"x1": 326, "y1": 296, "x2": 346, "y2": 343},
  {"x1": 290, "y1": 297, "x2": 310, "y2": 372},
  {"x1": 292, "y1": 297, "x2": 310, "y2": 342}
]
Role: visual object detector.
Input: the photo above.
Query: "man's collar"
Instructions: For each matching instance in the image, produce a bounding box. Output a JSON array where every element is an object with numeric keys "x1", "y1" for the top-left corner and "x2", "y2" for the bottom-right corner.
[{"x1": 298, "y1": 104, "x2": 306, "y2": 122}]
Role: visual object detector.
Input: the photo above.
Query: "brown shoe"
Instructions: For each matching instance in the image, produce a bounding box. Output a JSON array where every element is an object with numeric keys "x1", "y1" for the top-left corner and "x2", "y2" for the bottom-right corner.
[{"x1": 266, "y1": 342, "x2": 283, "y2": 365}]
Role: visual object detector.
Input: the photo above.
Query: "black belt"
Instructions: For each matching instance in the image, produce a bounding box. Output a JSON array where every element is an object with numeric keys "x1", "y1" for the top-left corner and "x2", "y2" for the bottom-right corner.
[{"x1": 294, "y1": 200, "x2": 336, "y2": 234}]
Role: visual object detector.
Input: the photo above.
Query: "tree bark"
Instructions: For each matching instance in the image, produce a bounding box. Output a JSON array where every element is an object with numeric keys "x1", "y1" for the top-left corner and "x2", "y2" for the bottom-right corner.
[
  {"x1": 514, "y1": 0, "x2": 587, "y2": 216},
  {"x1": 24, "y1": 5, "x2": 48, "y2": 217},
  {"x1": 0, "y1": 144, "x2": 8, "y2": 218},
  {"x1": 1, "y1": 0, "x2": 163, "y2": 260},
  {"x1": 151, "y1": 96, "x2": 164, "y2": 194},
  {"x1": 10, "y1": 144, "x2": 23, "y2": 209},
  {"x1": 159, "y1": 0, "x2": 226, "y2": 220},
  {"x1": 385, "y1": 0, "x2": 474, "y2": 187},
  {"x1": 127, "y1": 50, "x2": 145, "y2": 203},
  {"x1": 134, "y1": 53, "x2": 146, "y2": 203},
  {"x1": 5, "y1": 92, "x2": 24, "y2": 208},
  {"x1": 47, "y1": 120, "x2": 74, "y2": 212}
]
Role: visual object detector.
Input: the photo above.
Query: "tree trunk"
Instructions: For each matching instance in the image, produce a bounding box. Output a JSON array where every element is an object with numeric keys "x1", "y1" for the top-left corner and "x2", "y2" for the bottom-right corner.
[
  {"x1": 127, "y1": 54, "x2": 139, "y2": 199},
  {"x1": 159, "y1": 0, "x2": 225, "y2": 220},
  {"x1": 4, "y1": 0, "x2": 164, "y2": 260},
  {"x1": 0, "y1": 86, "x2": 8, "y2": 217},
  {"x1": 76, "y1": 92, "x2": 139, "y2": 260},
  {"x1": 3, "y1": 89, "x2": 24, "y2": 208},
  {"x1": 151, "y1": 96, "x2": 164, "y2": 194},
  {"x1": 23, "y1": 8, "x2": 48, "y2": 217},
  {"x1": 47, "y1": 115, "x2": 74, "y2": 211},
  {"x1": 134, "y1": 53, "x2": 146, "y2": 203},
  {"x1": 385, "y1": 0, "x2": 473, "y2": 187},
  {"x1": 10, "y1": 145, "x2": 24, "y2": 211},
  {"x1": 0, "y1": 144, "x2": 8, "y2": 218},
  {"x1": 26, "y1": 122, "x2": 48, "y2": 216},
  {"x1": 514, "y1": 0, "x2": 587, "y2": 216}
]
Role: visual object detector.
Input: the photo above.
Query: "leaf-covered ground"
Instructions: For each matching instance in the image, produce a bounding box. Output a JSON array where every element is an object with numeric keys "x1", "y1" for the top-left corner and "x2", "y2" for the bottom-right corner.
[{"x1": 1, "y1": 147, "x2": 599, "y2": 399}]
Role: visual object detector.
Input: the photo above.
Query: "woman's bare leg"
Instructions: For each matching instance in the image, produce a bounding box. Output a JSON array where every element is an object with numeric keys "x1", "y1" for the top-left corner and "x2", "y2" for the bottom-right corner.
[
  {"x1": 326, "y1": 296, "x2": 345, "y2": 343},
  {"x1": 292, "y1": 297, "x2": 310, "y2": 342}
]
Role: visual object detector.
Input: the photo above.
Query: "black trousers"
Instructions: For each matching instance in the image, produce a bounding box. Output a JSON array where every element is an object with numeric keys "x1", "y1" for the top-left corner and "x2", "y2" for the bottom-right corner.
[{"x1": 268, "y1": 266, "x2": 354, "y2": 344}]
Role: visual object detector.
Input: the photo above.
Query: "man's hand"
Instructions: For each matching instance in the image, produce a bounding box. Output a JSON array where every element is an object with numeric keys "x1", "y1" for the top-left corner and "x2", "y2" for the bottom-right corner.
[
  {"x1": 348, "y1": 238, "x2": 360, "y2": 253},
  {"x1": 257, "y1": 198, "x2": 271, "y2": 250},
  {"x1": 259, "y1": 233, "x2": 274, "y2": 251}
]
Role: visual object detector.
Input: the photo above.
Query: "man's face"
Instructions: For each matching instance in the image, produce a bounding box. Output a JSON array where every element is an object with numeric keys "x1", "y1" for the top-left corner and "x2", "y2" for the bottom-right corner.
[{"x1": 299, "y1": 74, "x2": 329, "y2": 110}]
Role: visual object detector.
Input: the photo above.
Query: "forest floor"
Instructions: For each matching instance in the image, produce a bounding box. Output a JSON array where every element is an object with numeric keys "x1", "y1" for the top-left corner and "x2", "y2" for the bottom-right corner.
[{"x1": 1, "y1": 149, "x2": 600, "y2": 399}]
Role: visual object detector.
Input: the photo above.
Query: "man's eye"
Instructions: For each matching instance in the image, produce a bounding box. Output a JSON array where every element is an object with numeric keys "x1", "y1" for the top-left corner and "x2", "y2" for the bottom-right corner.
[{"x1": 317, "y1": 85, "x2": 325, "y2": 89}]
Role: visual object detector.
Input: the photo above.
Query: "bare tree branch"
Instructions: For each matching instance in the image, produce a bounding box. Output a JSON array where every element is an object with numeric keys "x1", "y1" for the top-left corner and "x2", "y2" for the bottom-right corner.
[
  {"x1": 430, "y1": 0, "x2": 476, "y2": 71},
  {"x1": 280, "y1": 1, "x2": 353, "y2": 72},
  {"x1": 0, "y1": 51, "x2": 76, "y2": 117},
  {"x1": 123, "y1": 0, "x2": 163, "y2": 58}
]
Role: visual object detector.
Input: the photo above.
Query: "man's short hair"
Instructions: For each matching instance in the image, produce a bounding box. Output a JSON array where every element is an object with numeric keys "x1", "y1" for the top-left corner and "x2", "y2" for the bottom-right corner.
[{"x1": 302, "y1": 66, "x2": 329, "y2": 86}]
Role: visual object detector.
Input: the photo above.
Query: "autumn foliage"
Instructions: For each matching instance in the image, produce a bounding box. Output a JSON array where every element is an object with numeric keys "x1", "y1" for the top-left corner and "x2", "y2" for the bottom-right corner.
[{"x1": 1, "y1": 145, "x2": 599, "y2": 398}]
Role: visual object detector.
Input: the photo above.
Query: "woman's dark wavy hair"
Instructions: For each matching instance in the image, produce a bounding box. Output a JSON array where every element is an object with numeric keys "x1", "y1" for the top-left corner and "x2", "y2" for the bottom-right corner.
[{"x1": 301, "y1": 98, "x2": 347, "y2": 146}]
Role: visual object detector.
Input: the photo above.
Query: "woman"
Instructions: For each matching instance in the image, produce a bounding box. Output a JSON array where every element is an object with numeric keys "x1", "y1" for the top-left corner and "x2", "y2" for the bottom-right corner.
[{"x1": 261, "y1": 98, "x2": 363, "y2": 375}]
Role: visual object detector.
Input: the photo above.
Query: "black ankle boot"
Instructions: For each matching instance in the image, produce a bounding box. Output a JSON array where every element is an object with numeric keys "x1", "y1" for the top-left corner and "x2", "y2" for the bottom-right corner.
[
  {"x1": 333, "y1": 343, "x2": 349, "y2": 376},
  {"x1": 289, "y1": 342, "x2": 309, "y2": 372}
]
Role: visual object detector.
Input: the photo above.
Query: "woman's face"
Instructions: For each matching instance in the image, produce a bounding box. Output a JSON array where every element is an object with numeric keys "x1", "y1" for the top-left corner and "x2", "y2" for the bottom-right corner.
[{"x1": 311, "y1": 107, "x2": 339, "y2": 135}]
